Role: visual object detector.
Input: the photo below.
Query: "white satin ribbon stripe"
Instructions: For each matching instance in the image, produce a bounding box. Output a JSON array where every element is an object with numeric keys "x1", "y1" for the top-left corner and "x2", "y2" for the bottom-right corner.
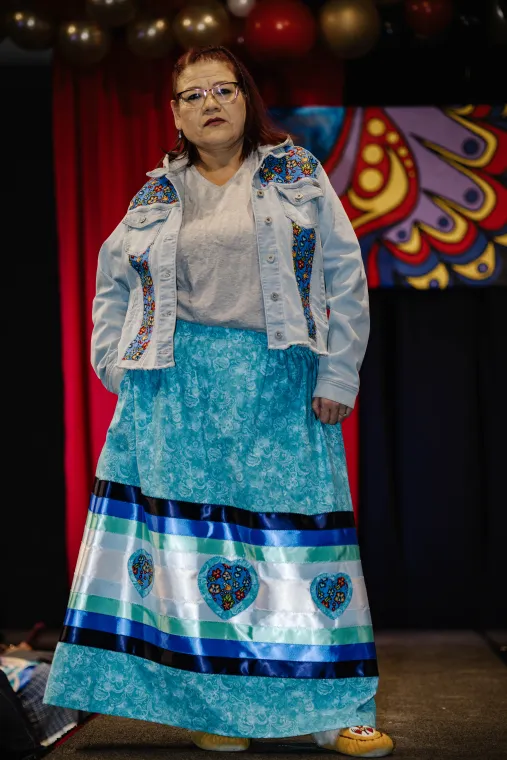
[{"x1": 68, "y1": 521, "x2": 373, "y2": 642}]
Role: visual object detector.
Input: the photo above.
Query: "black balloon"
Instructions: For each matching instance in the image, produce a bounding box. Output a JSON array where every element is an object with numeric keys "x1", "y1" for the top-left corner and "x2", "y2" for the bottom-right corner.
[
  {"x1": 490, "y1": 0, "x2": 507, "y2": 44},
  {"x1": 86, "y1": 0, "x2": 137, "y2": 27},
  {"x1": 173, "y1": 4, "x2": 230, "y2": 49},
  {"x1": 59, "y1": 21, "x2": 111, "y2": 65},
  {"x1": 126, "y1": 18, "x2": 173, "y2": 59},
  {"x1": 379, "y1": 17, "x2": 402, "y2": 47},
  {"x1": 377, "y1": 4, "x2": 404, "y2": 48},
  {"x1": 6, "y1": 11, "x2": 55, "y2": 50},
  {"x1": 456, "y1": 9, "x2": 481, "y2": 37}
]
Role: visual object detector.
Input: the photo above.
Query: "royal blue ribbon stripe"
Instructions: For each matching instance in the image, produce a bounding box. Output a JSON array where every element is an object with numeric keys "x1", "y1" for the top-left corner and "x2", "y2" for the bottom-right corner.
[
  {"x1": 64, "y1": 609, "x2": 376, "y2": 663},
  {"x1": 89, "y1": 495, "x2": 357, "y2": 547}
]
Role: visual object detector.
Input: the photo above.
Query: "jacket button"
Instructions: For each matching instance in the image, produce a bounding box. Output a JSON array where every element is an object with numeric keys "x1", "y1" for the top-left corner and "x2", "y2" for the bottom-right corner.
[
  {"x1": 275, "y1": 331, "x2": 283, "y2": 340},
  {"x1": 295, "y1": 193, "x2": 303, "y2": 201},
  {"x1": 271, "y1": 292, "x2": 280, "y2": 301},
  {"x1": 267, "y1": 254, "x2": 275, "y2": 263},
  {"x1": 257, "y1": 189, "x2": 264, "y2": 198},
  {"x1": 265, "y1": 217, "x2": 272, "y2": 224}
]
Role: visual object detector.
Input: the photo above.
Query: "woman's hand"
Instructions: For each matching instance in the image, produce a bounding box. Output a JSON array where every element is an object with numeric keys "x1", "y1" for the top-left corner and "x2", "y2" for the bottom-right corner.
[{"x1": 312, "y1": 397, "x2": 352, "y2": 425}]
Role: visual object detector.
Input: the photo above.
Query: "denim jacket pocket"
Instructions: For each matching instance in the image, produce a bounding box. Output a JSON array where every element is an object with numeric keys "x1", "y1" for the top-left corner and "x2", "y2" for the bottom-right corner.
[
  {"x1": 275, "y1": 183, "x2": 324, "y2": 228},
  {"x1": 122, "y1": 206, "x2": 170, "y2": 255}
]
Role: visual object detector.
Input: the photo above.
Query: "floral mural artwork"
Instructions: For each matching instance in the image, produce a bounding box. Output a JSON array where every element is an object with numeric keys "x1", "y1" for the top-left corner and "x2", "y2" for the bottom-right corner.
[{"x1": 271, "y1": 105, "x2": 507, "y2": 288}]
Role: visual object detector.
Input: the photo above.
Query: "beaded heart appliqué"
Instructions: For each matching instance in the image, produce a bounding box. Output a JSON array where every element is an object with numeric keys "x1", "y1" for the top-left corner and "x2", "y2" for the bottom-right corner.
[
  {"x1": 311, "y1": 572, "x2": 353, "y2": 619},
  {"x1": 198, "y1": 557, "x2": 259, "y2": 620}
]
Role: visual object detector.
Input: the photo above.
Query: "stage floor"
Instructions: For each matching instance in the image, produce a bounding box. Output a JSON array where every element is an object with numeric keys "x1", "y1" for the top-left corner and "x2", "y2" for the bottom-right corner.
[{"x1": 48, "y1": 631, "x2": 506, "y2": 759}]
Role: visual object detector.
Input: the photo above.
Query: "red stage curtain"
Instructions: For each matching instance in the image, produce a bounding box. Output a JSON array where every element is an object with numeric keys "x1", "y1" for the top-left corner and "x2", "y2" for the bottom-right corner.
[
  {"x1": 52, "y1": 50, "x2": 357, "y2": 579},
  {"x1": 342, "y1": 411, "x2": 359, "y2": 523},
  {"x1": 53, "y1": 50, "x2": 177, "y2": 578}
]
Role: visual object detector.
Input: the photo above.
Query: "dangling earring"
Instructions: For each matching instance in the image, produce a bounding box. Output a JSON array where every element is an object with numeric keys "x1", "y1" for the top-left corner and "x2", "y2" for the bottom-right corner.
[{"x1": 178, "y1": 129, "x2": 182, "y2": 140}]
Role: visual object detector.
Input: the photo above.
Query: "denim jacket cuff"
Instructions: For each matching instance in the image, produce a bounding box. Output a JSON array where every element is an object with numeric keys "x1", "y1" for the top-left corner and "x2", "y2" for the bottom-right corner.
[
  {"x1": 106, "y1": 359, "x2": 126, "y2": 395},
  {"x1": 312, "y1": 377, "x2": 358, "y2": 408}
]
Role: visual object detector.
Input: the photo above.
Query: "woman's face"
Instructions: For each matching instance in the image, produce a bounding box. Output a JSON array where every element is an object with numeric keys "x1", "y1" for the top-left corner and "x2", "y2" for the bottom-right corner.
[{"x1": 171, "y1": 60, "x2": 247, "y2": 154}]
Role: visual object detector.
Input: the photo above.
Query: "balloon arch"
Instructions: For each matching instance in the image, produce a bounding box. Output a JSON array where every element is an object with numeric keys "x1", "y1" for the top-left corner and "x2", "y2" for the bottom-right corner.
[{"x1": 1, "y1": 0, "x2": 484, "y2": 66}]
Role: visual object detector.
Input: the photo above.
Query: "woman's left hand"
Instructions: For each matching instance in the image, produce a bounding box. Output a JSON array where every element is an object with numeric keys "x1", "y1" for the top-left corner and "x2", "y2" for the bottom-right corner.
[{"x1": 312, "y1": 397, "x2": 352, "y2": 425}]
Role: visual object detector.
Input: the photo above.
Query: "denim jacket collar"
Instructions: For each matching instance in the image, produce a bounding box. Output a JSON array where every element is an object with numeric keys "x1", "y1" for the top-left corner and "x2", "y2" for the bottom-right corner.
[{"x1": 146, "y1": 137, "x2": 294, "y2": 180}]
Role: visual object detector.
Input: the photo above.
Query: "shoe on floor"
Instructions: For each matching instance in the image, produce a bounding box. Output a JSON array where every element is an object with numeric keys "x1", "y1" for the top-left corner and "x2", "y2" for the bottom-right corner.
[
  {"x1": 190, "y1": 731, "x2": 251, "y2": 752},
  {"x1": 325, "y1": 726, "x2": 394, "y2": 757}
]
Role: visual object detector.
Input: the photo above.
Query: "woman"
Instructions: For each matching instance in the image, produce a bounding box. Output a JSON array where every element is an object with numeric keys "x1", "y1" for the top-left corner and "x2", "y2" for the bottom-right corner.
[{"x1": 44, "y1": 46, "x2": 394, "y2": 757}]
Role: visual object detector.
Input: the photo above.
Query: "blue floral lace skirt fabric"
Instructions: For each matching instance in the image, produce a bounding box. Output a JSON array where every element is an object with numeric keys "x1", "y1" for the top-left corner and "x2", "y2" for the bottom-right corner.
[{"x1": 44, "y1": 320, "x2": 378, "y2": 737}]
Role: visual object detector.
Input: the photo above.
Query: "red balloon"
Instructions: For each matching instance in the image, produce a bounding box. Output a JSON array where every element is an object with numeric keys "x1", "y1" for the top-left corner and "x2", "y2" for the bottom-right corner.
[
  {"x1": 244, "y1": 0, "x2": 317, "y2": 60},
  {"x1": 405, "y1": 0, "x2": 453, "y2": 37},
  {"x1": 280, "y1": 50, "x2": 344, "y2": 106}
]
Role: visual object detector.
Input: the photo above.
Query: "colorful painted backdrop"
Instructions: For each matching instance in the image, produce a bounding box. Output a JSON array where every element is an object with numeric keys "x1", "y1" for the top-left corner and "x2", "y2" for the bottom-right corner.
[{"x1": 272, "y1": 105, "x2": 507, "y2": 288}]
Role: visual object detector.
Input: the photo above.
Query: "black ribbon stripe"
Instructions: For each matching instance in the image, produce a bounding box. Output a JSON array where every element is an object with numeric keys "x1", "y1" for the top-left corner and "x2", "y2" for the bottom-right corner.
[
  {"x1": 93, "y1": 479, "x2": 356, "y2": 531},
  {"x1": 62, "y1": 626, "x2": 378, "y2": 680}
]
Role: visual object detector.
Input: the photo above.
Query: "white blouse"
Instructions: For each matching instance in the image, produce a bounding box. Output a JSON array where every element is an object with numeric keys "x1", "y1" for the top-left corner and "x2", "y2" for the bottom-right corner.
[{"x1": 176, "y1": 153, "x2": 267, "y2": 333}]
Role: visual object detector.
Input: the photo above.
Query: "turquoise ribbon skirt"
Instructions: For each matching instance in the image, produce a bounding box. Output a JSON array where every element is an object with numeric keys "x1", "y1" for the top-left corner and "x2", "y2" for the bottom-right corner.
[{"x1": 44, "y1": 320, "x2": 378, "y2": 737}]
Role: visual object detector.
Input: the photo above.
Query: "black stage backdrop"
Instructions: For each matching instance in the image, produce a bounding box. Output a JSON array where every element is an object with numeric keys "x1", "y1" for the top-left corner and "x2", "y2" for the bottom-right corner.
[
  {"x1": 3, "y1": 65, "x2": 67, "y2": 632},
  {"x1": 359, "y1": 289, "x2": 506, "y2": 630},
  {"x1": 3, "y1": 63, "x2": 506, "y2": 633}
]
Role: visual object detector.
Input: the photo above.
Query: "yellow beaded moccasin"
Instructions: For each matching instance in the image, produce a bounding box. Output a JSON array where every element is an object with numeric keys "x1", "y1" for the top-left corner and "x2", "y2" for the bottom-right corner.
[
  {"x1": 190, "y1": 731, "x2": 251, "y2": 752},
  {"x1": 324, "y1": 726, "x2": 394, "y2": 757}
]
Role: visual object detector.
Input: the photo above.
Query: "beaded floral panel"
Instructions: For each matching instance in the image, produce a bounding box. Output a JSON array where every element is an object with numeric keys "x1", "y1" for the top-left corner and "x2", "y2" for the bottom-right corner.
[
  {"x1": 127, "y1": 549, "x2": 154, "y2": 598},
  {"x1": 129, "y1": 177, "x2": 178, "y2": 209},
  {"x1": 292, "y1": 222, "x2": 317, "y2": 340},
  {"x1": 122, "y1": 247, "x2": 155, "y2": 361},
  {"x1": 259, "y1": 146, "x2": 319, "y2": 186}
]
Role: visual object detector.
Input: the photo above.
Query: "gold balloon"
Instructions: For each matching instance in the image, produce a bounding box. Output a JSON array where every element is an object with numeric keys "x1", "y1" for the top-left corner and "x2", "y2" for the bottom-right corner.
[
  {"x1": 126, "y1": 18, "x2": 173, "y2": 59},
  {"x1": 59, "y1": 21, "x2": 111, "y2": 65},
  {"x1": 320, "y1": 0, "x2": 381, "y2": 59},
  {"x1": 173, "y1": 4, "x2": 230, "y2": 49},
  {"x1": 6, "y1": 11, "x2": 54, "y2": 50},
  {"x1": 86, "y1": 0, "x2": 137, "y2": 27}
]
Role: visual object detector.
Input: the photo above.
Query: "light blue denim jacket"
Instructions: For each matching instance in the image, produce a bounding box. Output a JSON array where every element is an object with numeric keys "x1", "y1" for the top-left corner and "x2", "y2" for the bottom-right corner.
[{"x1": 91, "y1": 139, "x2": 369, "y2": 408}]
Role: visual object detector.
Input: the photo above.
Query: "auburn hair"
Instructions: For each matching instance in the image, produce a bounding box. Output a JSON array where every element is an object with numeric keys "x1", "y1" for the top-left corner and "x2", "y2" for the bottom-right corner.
[{"x1": 166, "y1": 46, "x2": 288, "y2": 165}]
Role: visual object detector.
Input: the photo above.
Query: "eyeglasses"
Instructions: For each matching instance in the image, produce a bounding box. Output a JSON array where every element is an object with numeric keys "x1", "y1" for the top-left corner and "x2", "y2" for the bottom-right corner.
[{"x1": 176, "y1": 82, "x2": 240, "y2": 108}]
